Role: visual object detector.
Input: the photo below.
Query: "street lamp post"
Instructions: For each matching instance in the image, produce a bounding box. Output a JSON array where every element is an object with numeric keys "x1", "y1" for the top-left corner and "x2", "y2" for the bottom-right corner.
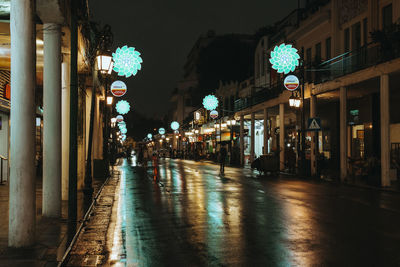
[{"x1": 96, "y1": 50, "x2": 113, "y2": 178}]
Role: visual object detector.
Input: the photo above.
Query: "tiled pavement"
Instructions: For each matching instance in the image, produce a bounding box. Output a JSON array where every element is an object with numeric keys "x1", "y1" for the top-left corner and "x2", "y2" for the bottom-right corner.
[
  {"x1": 65, "y1": 171, "x2": 119, "y2": 266},
  {"x1": 0, "y1": 176, "x2": 105, "y2": 267}
]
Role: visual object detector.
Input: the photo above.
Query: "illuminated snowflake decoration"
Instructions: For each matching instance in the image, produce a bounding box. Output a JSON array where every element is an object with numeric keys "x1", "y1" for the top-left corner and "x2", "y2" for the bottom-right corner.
[
  {"x1": 202, "y1": 95, "x2": 218, "y2": 111},
  {"x1": 147, "y1": 133, "x2": 153, "y2": 139},
  {"x1": 115, "y1": 100, "x2": 130, "y2": 115},
  {"x1": 171, "y1": 121, "x2": 180, "y2": 131},
  {"x1": 112, "y1": 45, "x2": 143, "y2": 77},
  {"x1": 159, "y1": 128, "x2": 166, "y2": 135},
  {"x1": 269, "y1": 43, "x2": 300, "y2": 74},
  {"x1": 120, "y1": 128, "x2": 127, "y2": 134},
  {"x1": 119, "y1": 124, "x2": 126, "y2": 131}
]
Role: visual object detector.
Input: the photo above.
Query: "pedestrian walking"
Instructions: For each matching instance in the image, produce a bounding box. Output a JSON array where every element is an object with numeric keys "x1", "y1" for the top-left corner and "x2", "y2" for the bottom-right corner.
[{"x1": 220, "y1": 145, "x2": 227, "y2": 174}]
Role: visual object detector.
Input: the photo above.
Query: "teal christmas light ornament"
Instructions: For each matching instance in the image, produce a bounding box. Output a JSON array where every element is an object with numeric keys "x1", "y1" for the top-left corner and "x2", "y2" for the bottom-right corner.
[
  {"x1": 116, "y1": 100, "x2": 130, "y2": 115},
  {"x1": 171, "y1": 121, "x2": 179, "y2": 131},
  {"x1": 269, "y1": 43, "x2": 300, "y2": 74},
  {"x1": 147, "y1": 133, "x2": 152, "y2": 139},
  {"x1": 112, "y1": 45, "x2": 143, "y2": 78},
  {"x1": 202, "y1": 95, "x2": 218, "y2": 111},
  {"x1": 120, "y1": 128, "x2": 127, "y2": 134},
  {"x1": 159, "y1": 128, "x2": 166, "y2": 135}
]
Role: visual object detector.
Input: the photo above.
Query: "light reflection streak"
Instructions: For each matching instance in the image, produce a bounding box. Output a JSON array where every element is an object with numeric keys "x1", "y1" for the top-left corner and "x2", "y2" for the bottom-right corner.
[{"x1": 109, "y1": 161, "x2": 128, "y2": 266}]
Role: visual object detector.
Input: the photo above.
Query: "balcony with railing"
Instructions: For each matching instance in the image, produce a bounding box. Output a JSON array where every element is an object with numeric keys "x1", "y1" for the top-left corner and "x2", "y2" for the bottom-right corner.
[
  {"x1": 313, "y1": 40, "x2": 400, "y2": 85},
  {"x1": 234, "y1": 82, "x2": 284, "y2": 112}
]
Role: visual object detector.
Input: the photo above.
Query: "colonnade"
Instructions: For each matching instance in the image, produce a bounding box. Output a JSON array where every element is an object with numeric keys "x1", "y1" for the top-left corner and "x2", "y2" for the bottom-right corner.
[
  {"x1": 9, "y1": 0, "x2": 70, "y2": 247},
  {"x1": 238, "y1": 74, "x2": 391, "y2": 187}
]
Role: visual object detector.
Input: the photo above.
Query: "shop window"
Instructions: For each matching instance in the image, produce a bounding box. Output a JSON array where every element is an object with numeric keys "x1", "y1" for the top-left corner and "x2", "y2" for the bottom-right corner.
[{"x1": 382, "y1": 4, "x2": 393, "y2": 31}]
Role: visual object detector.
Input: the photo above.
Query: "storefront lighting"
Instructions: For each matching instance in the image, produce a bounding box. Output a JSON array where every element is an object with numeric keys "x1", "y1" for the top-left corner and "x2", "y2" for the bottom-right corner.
[
  {"x1": 111, "y1": 117, "x2": 116, "y2": 124},
  {"x1": 195, "y1": 130, "x2": 199, "y2": 134},
  {"x1": 185, "y1": 132, "x2": 194, "y2": 136},
  {"x1": 204, "y1": 128, "x2": 215, "y2": 134},
  {"x1": 107, "y1": 96, "x2": 113, "y2": 105}
]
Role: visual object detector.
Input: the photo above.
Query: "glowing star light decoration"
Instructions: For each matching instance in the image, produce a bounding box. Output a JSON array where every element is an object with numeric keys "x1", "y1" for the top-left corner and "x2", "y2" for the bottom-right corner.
[
  {"x1": 269, "y1": 43, "x2": 300, "y2": 74},
  {"x1": 202, "y1": 95, "x2": 218, "y2": 111},
  {"x1": 112, "y1": 45, "x2": 143, "y2": 78},
  {"x1": 115, "y1": 100, "x2": 130, "y2": 115},
  {"x1": 171, "y1": 121, "x2": 180, "y2": 131}
]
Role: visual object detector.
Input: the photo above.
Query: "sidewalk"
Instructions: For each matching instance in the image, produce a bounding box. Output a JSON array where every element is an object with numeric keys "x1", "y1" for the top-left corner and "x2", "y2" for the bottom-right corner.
[
  {"x1": 0, "y1": 174, "x2": 105, "y2": 266},
  {"x1": 64, "y1": 169, "x2": 120, "y2": 266}
]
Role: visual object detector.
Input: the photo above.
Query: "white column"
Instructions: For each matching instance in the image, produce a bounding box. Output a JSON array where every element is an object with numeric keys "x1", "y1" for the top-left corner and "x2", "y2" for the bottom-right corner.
[
  {"x1": 310, "y1": 95, "x2": 317, "y2": 176},
  {"x1": 250, "y1": 112, "x2": 255, "y2": 162},
  {"x1": 380, "y1": 74, "x2": 390, "y2": 187},
  {"x1": 61, "y1": 59, "x2": 70, "y2": 200},
  {"x1": 43, "y1": 23, "x2": 62, "y2": 217},
  {"x1": 240, "y1": 114, "x2": 244, "y2": 165},
  {"x1": 340, "y1": 86, "x2": 347, "y2": 181},
  {"x1": 9, "y1": 0, "x2": 36, "y2": 247},
  {"x1": 279, "y1": 104, "x2": 285, "y2": 171},
  {"x1": 263, "y1": 108, "x2": 268, "y2": 154}
]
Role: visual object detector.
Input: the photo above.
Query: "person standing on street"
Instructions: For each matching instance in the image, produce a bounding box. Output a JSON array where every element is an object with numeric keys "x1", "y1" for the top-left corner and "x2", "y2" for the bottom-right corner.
[{"x1": 220, "y1": 144, "x2": 227, "y2": 174}]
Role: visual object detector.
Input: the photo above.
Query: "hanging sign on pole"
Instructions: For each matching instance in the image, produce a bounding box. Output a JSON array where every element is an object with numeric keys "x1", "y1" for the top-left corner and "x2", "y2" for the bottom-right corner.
[
  {"x1": 116, "y1": 115, "x2": 124, "y2": 122},
  {"x1": 284, "y1": 75, "x2": 300, "y2": 91},
  {"x1": 210, "y1": 110, "x2": 218, "y2": 119},
  {"x1": 110, "y1": 80, "x2": 127, "y2": 97}
]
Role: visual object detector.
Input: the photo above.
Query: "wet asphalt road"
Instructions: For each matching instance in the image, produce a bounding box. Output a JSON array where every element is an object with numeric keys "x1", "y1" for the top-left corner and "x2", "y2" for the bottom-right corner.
[{"x1": 110, "y1": 158, "x2": 400, "y2": 266}]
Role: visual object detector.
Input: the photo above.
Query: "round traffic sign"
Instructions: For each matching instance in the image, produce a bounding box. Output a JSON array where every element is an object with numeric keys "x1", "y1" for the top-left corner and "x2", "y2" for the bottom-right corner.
[
  {"x1": 110, "y1": 80, "x2": 127, "y2": 97},
  {"x1": 116, "y1": 115, "x2": 124, "y2": 122},
  {"x1": 284, "y1": 75, "x2": 299, "y2": 91},
  {"x1": 210, "y1": 110, "x2": 218, "y2": 119}
]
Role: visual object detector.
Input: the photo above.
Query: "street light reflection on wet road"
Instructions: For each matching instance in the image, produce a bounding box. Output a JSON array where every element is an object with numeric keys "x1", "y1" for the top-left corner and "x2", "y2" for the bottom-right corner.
[{"x1": 108, "y1": 157, "x2": 400, "y2": 266}]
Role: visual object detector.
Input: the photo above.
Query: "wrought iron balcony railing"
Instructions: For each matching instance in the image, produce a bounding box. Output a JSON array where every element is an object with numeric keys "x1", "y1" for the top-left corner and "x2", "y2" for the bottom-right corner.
[
  {"x1": 234, "y1": 83, "x2": 284, "y2": 112},
  {"x1": 312, "y1": 42, "x2": 400, "y2": 84}
]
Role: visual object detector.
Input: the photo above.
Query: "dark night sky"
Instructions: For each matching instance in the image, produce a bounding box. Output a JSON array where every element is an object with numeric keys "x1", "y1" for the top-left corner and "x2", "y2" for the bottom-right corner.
[{"x1": 89, "y1": 1, "x2": 298, "y2": 118}]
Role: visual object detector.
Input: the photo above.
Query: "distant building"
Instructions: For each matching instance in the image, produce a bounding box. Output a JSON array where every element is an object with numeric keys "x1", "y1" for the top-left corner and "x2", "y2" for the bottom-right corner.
[{"x1": 170, "y1": 30, "x2": 256, "y2": 124}]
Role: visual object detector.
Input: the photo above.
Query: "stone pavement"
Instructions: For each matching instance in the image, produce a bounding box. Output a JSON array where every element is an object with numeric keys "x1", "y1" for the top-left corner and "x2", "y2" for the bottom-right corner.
[
  {"x1": 0, "y1": 175, "x2": 104, "y2": 266},
  {"x1": 65, "y1": 170, "x2": 119, "y2": 266}
]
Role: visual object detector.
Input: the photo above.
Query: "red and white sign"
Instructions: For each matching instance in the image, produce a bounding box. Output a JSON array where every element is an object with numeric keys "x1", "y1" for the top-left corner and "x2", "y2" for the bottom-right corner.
[
  {"x1": 110, "y1": 81, "x2": 127, "y2": 97},
  {"x1": 116, "y1": 115, "x2": 124, "y2": 122},
  {"x1": 210, "y1": 110, "x2": 218, "y2": 119},
  {"x1": 284, "y1": 75, "x2": 299, "y2": 91}
]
